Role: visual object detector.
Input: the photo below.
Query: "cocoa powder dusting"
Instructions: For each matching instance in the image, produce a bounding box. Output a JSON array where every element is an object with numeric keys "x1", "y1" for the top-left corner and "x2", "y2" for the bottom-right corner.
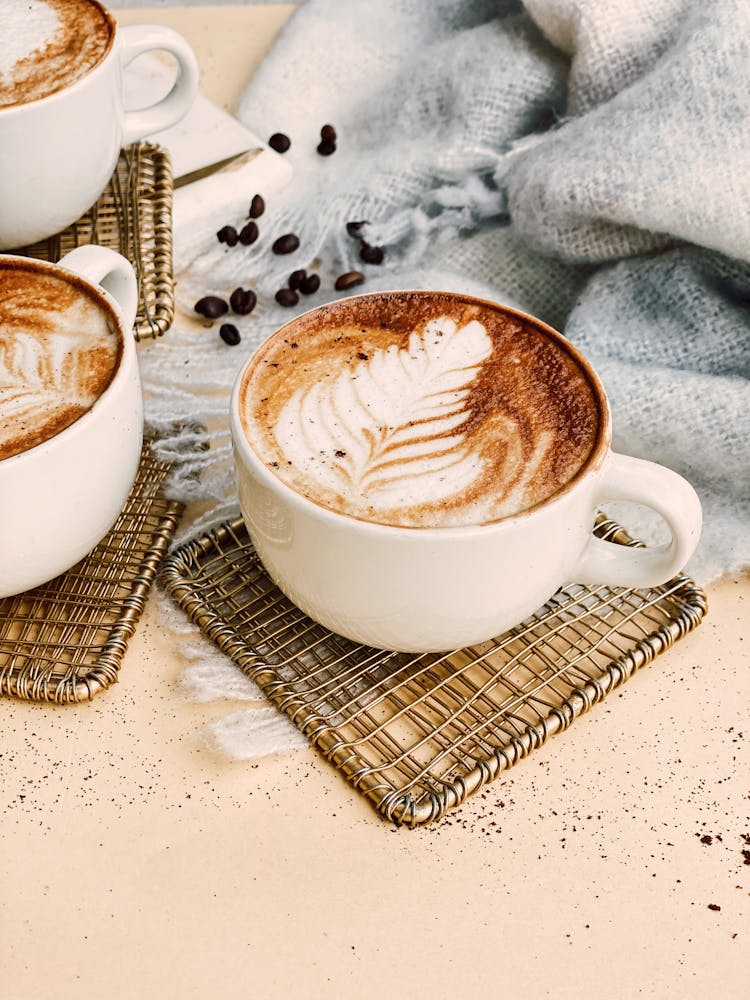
[{"x1": 0, "y1": 0, "x2": 114, "y2": 108}]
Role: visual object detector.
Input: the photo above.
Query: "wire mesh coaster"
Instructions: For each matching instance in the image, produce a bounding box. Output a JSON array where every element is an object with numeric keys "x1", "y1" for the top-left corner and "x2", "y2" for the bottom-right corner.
[
  {"x1": 161, "y1": 516, "x2": 707, "y2": 827},
  {"x1": 12, "y1": 142, "x2": 174, "y2": 341},
  {"x1": 0, "y1": 433, "x2": 182, "y2": 704}
]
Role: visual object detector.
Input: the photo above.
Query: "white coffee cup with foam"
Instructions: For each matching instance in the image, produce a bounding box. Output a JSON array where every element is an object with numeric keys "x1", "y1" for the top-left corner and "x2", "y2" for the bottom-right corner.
[
  {"x1": 231, "y1": 291, "x2": 702, "y2": 653},
  {"x1": 0, "y1": 246, "x2": 143, "y2": 597},
  {"x1": 0, "y1": 0, "x2": 198, "y2": 249}
]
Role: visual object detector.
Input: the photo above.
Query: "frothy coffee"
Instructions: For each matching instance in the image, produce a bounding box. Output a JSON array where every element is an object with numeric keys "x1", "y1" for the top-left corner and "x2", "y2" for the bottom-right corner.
[
  {"x1": 0, "y1": 0, "x2": 113, "y2": 108},
  {"x1": 239, "y1": 292, "x2": 604, "y2": 529},
  {"x1": 0, "y1": 258, "x2": 122, "y2": 460}
]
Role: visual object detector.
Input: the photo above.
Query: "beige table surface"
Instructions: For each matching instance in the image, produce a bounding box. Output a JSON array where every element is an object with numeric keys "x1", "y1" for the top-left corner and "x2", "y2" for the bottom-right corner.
[{"x1": 2, "y1": 7, "x2": 748, "y2": 1000}]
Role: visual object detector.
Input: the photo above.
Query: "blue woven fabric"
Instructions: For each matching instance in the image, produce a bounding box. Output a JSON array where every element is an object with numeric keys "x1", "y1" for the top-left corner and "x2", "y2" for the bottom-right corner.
[{"x1": 231, "y1": 0, "x2": 750, "y2": 581}]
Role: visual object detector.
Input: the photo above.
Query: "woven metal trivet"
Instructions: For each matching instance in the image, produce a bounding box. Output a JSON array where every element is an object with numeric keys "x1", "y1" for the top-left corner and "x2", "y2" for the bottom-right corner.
[
  {"x1": 0, "y1": 434, "x2": 182, "y2": 703},
  {"x1": 13, "y1": 142, "x2": 174, "y2": 341},
  {"x1": 161, "y1": 516, "x2": 707, "y2": 827}
]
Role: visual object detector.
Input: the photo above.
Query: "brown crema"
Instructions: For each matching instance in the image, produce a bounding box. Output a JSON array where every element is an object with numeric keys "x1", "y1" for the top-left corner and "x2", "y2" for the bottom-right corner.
[
  {"x1": 0, "y1": 0, "x2": 114, "y2": 109},
  {"x1": 239, "y1": 292, "x2": 606, "y2": 529},
  {"x1": 0, "y1": 258, "x2": 122, "y2": 460}
]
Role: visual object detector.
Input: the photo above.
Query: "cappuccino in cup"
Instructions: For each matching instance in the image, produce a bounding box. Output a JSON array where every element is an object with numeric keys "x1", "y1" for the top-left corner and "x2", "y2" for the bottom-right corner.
[
  {"x1": 0, "y1": 247, "x2": 143, "y2": 598},
  {"x1": 0, "y1": 0, "x2": 114, "y2": 108},
  {"x1": 0, "y1": 257, "x2": 122, "y2": 460},
  {"x1": 232, "y1": 291, "x2": 701, "y2": 652},
  {"x1": 239, "y1": 292, "x2": 602, "y2": 528},
  {"x1": 0, "y1": 0, "x2": 198, "y2": 249}
]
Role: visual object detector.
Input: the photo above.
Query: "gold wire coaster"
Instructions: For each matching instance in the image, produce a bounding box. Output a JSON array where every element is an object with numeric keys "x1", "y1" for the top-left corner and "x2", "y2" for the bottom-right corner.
[
  {"x1": 13, "y1": 142, "x2": 174, "y2": 341},
  {"x1": 161, "y1": 516, "x2": 707, "y2": 827},
  {"x1": 0, "y1": 434, "x2": 182, "y2": 704}
]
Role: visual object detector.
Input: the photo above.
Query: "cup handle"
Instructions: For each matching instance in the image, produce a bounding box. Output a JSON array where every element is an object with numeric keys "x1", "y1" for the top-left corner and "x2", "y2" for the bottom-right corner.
[
  {"x1": 119, "y1": 24, "x2": 199, "y2": 144},
  {"x1": 59, "y1": 246, "x2": 139, "y2": 331},
  {"x1": 572, "y1": 452, "x2": 702, "y2": 589}
]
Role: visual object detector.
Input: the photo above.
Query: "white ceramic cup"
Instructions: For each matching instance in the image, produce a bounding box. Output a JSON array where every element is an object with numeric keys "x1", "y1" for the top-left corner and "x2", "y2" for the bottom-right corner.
[
  {"x1": 231, "y1": 294, "x2": 702, "y2": 653},
  {"x1": 0, "y1": 2, "x2": 198, "y2": 249},
  {"x1": 0, "y1": 246, "x2": 143, "y2": 597}
]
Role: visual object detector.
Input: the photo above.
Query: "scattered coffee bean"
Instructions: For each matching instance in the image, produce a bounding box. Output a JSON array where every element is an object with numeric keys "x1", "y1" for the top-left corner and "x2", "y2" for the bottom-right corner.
[
  {"x1": 229, "y1": 287, "x2": 257, "y2": 315},
  {"x1": 248, "y1": 194, "x2": 265, "y2": 219},
  {"x1": 334, "y1": 271, "x2": 365, "y2": 291},
  {"x1": 317, "y1": 139, "x2": 336, "y2": 156},
  {"x1": 299, "y1": 273, "x2": 320, "y2": 295},
  {"x1": 320, "y1": 124, "x2": 337, "y2": 143},
  {"x1": 238, "y1": 221, "x2": 259, "y2": 246},
  {"x1": 272, "y1": 233, "x2": 300, "y2": 255},
  {"x1": 268, "y1": 132, "x2": 291, "y2": 153},
  {"x1": 275, "y1": 287, "x2": 299, "y2": 307},
  {"x1": 360, "y1": 242, "x2": 384, "y2": 265},
  {"x1": 288, "y1": 268, "x2": 307, "y2": 291},
  {"x1": 217, "y1": 225, "x2": 238, "y2": 246},
  {"x1": 194, "y1": 295, "x2": 229, "y2": 319},
  {"x1": 219, "y1": 323, "x2": 241, "y2": 346},
  {"x1": 346, "y1": 220, "x2": 367, "y2": 237}
]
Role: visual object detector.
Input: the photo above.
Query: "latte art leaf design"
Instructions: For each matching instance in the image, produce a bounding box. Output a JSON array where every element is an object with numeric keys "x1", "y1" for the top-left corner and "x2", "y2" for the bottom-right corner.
[
  {"x1": 0, "y1": 332, "x2": 98, "y2": 454},
  {"x1": 274, "y1": 317, "x2": 493, "y2": 512},
  {"x1": 1, "y1": 331, "x2": 90, "y2": 402}
]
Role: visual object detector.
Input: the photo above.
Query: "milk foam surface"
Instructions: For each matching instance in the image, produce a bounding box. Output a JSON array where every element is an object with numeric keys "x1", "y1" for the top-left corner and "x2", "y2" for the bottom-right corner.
[
  {"x1": 0, "y1": 1, "x2": 60, "y2": 82},
  {"x1": 0, "y1": 261, "x2": 121, "y2": 460},
  {"x1": 274, "y1": 317, "x2": 492, "y2": 513},
  {"x1": 0, "y1": 0, "x2": 112, "y2": 107},
  {"x1": 240, "y1": 293, "x2": 603, "y2": 528}
]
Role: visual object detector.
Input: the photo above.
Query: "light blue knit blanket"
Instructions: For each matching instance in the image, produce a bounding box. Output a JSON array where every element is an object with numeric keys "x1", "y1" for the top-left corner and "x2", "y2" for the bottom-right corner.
[
  {"x1": 143, "y1": 0, "x2": 750, "y2": 586},
  {"x1": 240, "y1": 0, "x2": 750, "y2": 582}
]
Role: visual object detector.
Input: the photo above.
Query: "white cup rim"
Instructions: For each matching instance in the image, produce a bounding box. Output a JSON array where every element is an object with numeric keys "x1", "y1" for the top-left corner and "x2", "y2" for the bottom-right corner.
[
  {"x1": 231, "y1": 289, "x2": 613, "y2": 539},
  {"x1": 0, "y1": 253, "x2": 131, "y2": 469},
  {"x1": 0, "y1": 0, "x2": 116, "y2": 115}
]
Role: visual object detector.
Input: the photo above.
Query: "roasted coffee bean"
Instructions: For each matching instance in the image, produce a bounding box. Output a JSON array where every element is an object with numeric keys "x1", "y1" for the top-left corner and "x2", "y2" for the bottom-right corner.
[
  {"x1": 217, "y1": 225, "x2": 238, "y2": 246},
  {"x1": 288, "y1": 268, "x2": 307, "y2": 291},
  {"x1": 275, "y1": 287, "x2": 299, "y2": 307},
  {"x1": 239, "y1": 221, "x2": 259, "y2": 246},
  {"x1": 248, "y1": 194, "x2": 265, "y2": 218},
  {"x1": 320, "y1": 123, "x2": 337, "y2": 143},
  {"x1": 219, "y1": 323, "x2": 241, "y2": 346},
  {"x1": 346, "y1": 220, "x2": 366, "y2": 238},
  {"x1": 360, "y1": 242, "x2": 384, "y2": 265},
  {"x1": 272, "y1": 233, "x2": 300, "y2": 255},
  {"x1": 334, "y1": 271, "x2": 365, "y2": 291},
  {"x1": 299, "y1": 273, "x2": 320, "y2": 295},
  {"x1": 268, "y1": 132, "x2": 291, "y2": 153},
  {"x1": 230, "y1": 287, "x2": 257, "y2": 315},
  {"x1": 194, "y1": 295, "x2": 229, "y2": 319},
  {"x1": 317, "y1": 139, "x2": 336, "y2": 156}
]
